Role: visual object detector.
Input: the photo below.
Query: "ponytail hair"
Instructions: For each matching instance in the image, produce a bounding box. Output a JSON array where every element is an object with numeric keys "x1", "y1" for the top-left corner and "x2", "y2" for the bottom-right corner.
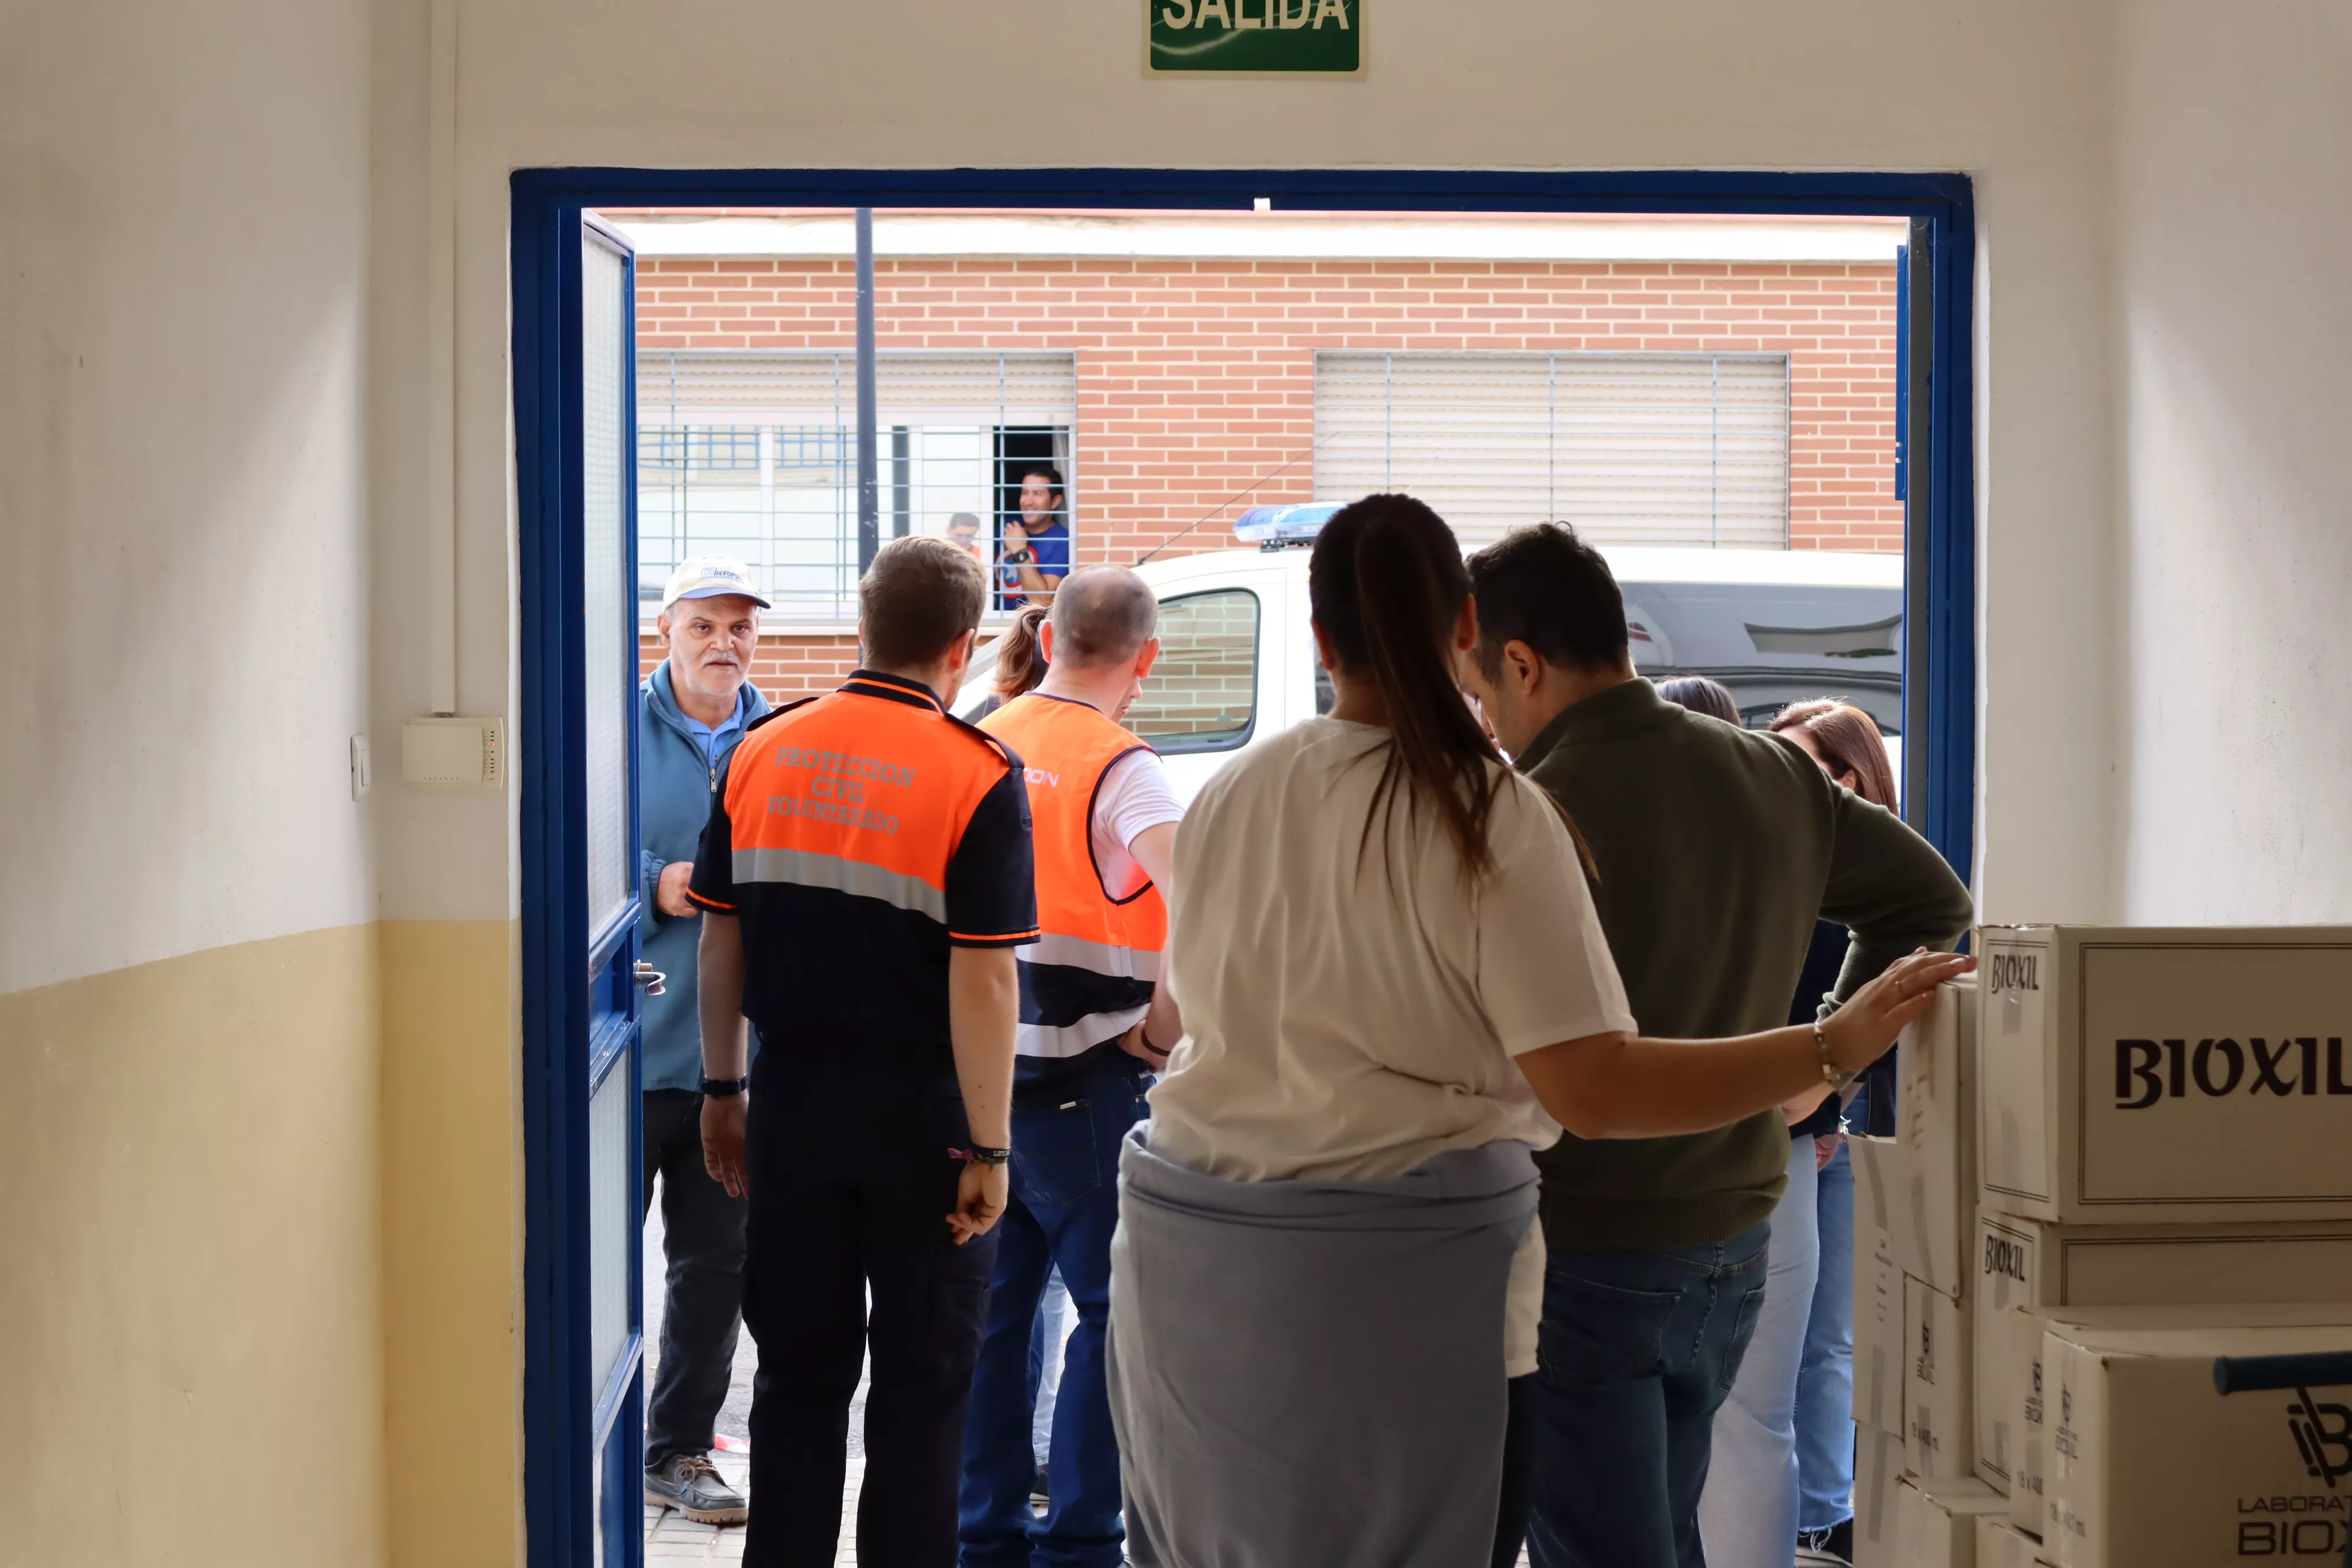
[
  {"x1": 1310, "y1": 495, "x2": 1508, "y2": 877},
  {"x1": 992, "y1": 602, "x2": 1051, "y2": 700}
]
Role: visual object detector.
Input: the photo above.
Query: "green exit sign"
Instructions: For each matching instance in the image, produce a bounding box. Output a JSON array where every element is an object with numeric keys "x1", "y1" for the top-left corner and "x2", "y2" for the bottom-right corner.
[{"x1": 1147, "y1": 0, "x2": 1363, "y2": 76}]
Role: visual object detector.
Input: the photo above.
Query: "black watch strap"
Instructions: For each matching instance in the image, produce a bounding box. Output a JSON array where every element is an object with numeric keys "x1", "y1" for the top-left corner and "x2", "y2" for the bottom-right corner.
[{"x1": 700, "y1": 1076, "x2": 750, "y2": 1098}]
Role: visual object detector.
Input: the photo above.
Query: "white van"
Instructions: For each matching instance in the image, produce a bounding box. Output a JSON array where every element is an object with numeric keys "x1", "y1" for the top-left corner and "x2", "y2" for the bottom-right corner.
[{"x1": 955, "y1": 515, "x2": 1905, "y2": 806}]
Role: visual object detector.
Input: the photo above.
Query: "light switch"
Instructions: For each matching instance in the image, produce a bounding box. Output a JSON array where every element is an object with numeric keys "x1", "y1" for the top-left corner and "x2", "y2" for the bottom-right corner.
[
  {"x1": 403, "y1": 717, "x2": 506, "y2": 788},
  {"x1": 349, "y1": 735, "x2": 372, "y2": 799}
]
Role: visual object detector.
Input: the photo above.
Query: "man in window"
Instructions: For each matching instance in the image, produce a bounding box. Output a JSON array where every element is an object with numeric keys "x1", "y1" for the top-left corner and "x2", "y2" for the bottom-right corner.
[{"x1": 998, "y1": 464, "x2": 1070, "y2": 609}]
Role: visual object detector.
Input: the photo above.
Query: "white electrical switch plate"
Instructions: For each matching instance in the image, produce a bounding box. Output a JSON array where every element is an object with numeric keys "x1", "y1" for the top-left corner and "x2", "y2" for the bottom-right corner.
[
  {"x1": 349, "y1": 735, "x2": 371, "y2": 799},
  {"x1": 402, "y1": 717, "x2": 505, "y2": 788}
]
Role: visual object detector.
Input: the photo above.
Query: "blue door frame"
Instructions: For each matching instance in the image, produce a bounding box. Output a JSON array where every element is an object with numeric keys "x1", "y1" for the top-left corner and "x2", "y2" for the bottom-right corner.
[{"x1": 512, "y1": 165, "x2": 1975, "y2": 1566}]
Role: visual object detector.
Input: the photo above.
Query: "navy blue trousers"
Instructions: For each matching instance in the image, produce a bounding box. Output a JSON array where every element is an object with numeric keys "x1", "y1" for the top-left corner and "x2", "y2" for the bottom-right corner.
[
  {"x1": 741, "y1": 1050, "x2": 999, "y2": 1568},
  {"x1": 958, "y1": 1056, "x2": 1151, "y2": 1568}
]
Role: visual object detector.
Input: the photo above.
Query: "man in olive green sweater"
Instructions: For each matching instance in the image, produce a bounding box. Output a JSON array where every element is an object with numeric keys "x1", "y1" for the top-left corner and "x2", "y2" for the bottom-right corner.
[{"x1": 1459, "y1": 524, "x2": 1972, "y2": 1568}]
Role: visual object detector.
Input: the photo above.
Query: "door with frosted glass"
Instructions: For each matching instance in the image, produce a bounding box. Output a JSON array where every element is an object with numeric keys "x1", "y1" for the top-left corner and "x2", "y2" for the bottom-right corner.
[{"x1": 578, "y1": 211, "x2": 645, "y2": 1568}]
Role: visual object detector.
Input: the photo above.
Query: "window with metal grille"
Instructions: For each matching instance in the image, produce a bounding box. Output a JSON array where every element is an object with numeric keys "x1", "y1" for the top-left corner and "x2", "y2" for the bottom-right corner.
[
  {"x1": 636, "y1": 351, "x2": 1077, "y2": 622},
  {"x1": 1313, "y1": 352, "x2": 1791, "y2": 552}
]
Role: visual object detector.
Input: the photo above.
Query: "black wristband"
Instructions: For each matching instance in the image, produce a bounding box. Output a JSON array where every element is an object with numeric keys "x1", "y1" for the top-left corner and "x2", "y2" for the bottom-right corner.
[
  {"x1": 700, "y1": 1076, "x2": 750, "y2": 1098},
  {"x1": 961, "y1": 1144, "x2": 1012, "y2": 1168}
]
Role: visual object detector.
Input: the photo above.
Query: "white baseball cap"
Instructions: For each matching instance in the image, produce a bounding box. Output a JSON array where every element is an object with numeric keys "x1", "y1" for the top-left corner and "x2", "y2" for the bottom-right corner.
[{"x1": 661, "y1": 554, "x2": 771, "y2": 610}]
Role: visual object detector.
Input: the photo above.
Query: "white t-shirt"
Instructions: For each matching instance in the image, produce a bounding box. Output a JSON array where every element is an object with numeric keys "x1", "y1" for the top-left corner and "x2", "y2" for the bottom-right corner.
[
  {"x1": 1147, "y1": 718, "x2": 1638, "y2": 1373},
  {"x1": 1091, "y1": 747, "x2": 1183, "y2": 897}
]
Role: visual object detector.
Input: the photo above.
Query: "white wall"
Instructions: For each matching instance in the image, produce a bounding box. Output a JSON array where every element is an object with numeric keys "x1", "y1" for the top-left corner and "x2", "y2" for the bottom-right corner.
[
  {"x1": 2113, "y1": 2, "x2": 2352, "y2": 922},
  {"x1": 373, "y1": 0, "x2": 2125, "y2": 926},
  {"x1": 0, "y1": 0, "x2": 377, "y2": 992}
]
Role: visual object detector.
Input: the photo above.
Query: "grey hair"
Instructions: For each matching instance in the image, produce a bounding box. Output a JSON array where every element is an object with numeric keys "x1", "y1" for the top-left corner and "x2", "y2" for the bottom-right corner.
[{"x1": 1049, "y1": 567, "x2": 1158, "y2": 668}]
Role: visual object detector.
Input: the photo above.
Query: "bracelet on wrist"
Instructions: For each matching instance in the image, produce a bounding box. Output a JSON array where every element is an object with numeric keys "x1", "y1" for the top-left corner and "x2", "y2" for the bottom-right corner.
[
  {"x1": 954, "y1": 1144, "x2": 1012, "y2": 1169},
  {"x1": 700, "y1": 1075, "x2": 750, "y2": 1098},
  {"x1": 1814, "y1": 1019, "x2": 1858, "y2": 1092}
]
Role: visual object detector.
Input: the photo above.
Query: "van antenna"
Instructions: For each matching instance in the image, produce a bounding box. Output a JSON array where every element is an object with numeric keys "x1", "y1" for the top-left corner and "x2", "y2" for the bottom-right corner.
[{"x1": 1133, "y1": 430, "x2": 1339, "y2": 566}]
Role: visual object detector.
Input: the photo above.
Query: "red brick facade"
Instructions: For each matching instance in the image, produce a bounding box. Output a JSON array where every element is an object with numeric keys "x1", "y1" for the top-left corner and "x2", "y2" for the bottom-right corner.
[{"x1": 635, "y1": 253, "x2": 1898, "y2": 697}]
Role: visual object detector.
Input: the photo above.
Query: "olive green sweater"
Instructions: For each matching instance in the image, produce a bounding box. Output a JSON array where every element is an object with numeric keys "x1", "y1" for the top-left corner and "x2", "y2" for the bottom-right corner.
[{"x1": 1517, "y1": 678, "x2": 1974, "y2": 1252}]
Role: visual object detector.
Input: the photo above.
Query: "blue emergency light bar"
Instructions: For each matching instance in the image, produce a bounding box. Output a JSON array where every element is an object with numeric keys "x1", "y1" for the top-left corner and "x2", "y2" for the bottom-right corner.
[{"x1": 1232, "y1": 501, "x2": 1345, "y2": 545}]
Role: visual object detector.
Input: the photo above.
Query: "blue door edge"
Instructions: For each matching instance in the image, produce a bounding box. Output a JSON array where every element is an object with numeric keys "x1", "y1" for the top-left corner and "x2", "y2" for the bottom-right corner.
[
  {"x1": 517, "y1": 189, "x2": 649, "y2": 1568},
  {"x1": 512, "y1": 164, "x2": 1976, "y2": 1565}
]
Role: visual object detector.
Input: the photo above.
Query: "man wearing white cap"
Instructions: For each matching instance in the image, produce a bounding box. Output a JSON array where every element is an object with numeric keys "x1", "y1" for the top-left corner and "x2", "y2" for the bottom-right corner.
[{"x1": 640, "y1": 556, "x2": 773, "y2": 1525}]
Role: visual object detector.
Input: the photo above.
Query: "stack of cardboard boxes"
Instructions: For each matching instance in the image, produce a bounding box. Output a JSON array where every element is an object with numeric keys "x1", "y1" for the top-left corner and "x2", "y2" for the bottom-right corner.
[{"x1": 1846, "y1": 926, "x2": 2352, "y2": 1567}]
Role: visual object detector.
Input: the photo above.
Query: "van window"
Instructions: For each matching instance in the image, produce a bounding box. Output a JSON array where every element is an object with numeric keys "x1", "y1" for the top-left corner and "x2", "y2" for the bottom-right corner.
[
  {"x1": 1621, "y1": 579, "x2": 1903, "y2": 737},
  {"x1": 1126, "y1": 590, "x2": 1260, "y2": 753}
]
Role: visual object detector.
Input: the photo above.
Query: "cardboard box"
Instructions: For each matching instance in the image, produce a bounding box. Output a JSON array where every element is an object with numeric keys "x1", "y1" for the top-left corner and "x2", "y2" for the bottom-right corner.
[
  {"x1": 1975, "y1": 1208, "x2": 2352, "y2": 1496},
  {"x1": 1858, "y1": 1236, "x2": 1906, "y2": 1432},
  {"x1": 1974, "y1": 1515, "x2": 2053, "y2": 1568},
  {"x1": 1906, "y1": 1275, "x2": 1975, "y2": 1479},
  {"x1": 1990, "y1": 1303, "x2": 2048, "y2": 1528},
  {"x1": 1978, "y1": 1207, "x2": 2352, "y2": 1312},
  {"x1": 1853, "y1": 1420, "x2": 1906, "y2": 1568},
  {"x1": 1854, "y1": 1131, "x2": 1902, "y2": 1263},
  {"x1": 1977, "y1": 925, "x2": 2352, "y2": 1225},
  {"x1": 1896, "y1": 1475, "x2": 2008, "y2": 1567},
  {"x1": 1984, "y1": 1303, "x2": 2352, "y2": 1540},
  {"x1": 2041, "y1": 1318, "x2": 2352, "y2": 1567},
  {"x1": 1897, "y1": 978, "x2": 1979, "y2": 1295}
]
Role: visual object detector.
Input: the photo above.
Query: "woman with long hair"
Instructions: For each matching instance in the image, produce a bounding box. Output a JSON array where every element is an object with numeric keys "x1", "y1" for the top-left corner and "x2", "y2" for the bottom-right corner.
[
  {"x1": 1700, "y1": 698, "x2": 1905, "y2": 1568},
  {"x1": 1106, "y1": 496, "x2": 1969, "y2": 1568},
  {"x1": 1776, "y1": 700, "x2": 1902, "y2": 1567}
]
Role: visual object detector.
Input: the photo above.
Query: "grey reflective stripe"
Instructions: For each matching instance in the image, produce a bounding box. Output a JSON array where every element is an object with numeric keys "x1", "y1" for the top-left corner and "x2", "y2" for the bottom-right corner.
[
  {"x1": 731, "y1": 847, "x2": 947, "y2": 922},
  {"x1": 1017, "y1": 1005, "x2": 1151, "y2": 1060},
  {"x1": 1018, "y1": 931, "x2": 1162, "y2": 982}
]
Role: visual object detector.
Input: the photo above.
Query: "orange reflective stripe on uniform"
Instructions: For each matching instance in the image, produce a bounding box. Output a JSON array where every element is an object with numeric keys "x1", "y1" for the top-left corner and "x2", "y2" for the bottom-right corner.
[{"x1": 978, "y1": 693, "x2": 1168, "y2": 1058}]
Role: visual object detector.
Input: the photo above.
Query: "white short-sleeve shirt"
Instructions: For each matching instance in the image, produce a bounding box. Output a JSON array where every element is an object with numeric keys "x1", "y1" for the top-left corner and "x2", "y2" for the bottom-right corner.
[{"x1": 1147, "y1": 718, "x2": 1638, "y2": 1373}]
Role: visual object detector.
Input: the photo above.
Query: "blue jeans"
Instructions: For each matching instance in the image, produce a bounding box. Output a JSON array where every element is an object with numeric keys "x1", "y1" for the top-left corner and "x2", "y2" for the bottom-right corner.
[
  {"x1": 1796, "y1": 1140, "x2": 1857, "y2": 1531},
  {"x1": 958, "y1": 1059, "x2": 1151, "y2": 1568},
  {"x1": 1697, "y1": 1144, "x2": 1817, "y2": 1568},
  {"x1": 1522, "y1": 1223, "x2": 1772, "y2": 1568}
]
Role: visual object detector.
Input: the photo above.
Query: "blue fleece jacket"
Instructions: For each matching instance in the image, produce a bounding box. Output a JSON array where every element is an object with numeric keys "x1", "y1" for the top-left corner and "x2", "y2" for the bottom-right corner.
[{"x1": 639, "y1": 662, "x2": 770, "y2": 1093}]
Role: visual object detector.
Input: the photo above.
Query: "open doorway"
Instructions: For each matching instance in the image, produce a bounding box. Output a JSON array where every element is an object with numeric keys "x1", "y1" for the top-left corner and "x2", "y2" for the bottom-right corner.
[{"x1": 516, "y1": 171, "x2": 1974, "y2": 1568}]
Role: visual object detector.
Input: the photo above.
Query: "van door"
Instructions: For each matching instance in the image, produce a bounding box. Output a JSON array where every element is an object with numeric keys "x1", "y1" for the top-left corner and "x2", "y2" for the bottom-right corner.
[{"x1": 1121, "y1": 584, "x2": 1268, "y2": 806}]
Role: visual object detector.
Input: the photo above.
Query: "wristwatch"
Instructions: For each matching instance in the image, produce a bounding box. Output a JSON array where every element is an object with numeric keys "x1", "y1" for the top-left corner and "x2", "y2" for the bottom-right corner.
[
  {"x1": 700, "y1": 1076, "x2": 750, "y2": 1098},
  {"x1": 1813, "y1": 1020, "x2": 1858, "y2": 1092}
]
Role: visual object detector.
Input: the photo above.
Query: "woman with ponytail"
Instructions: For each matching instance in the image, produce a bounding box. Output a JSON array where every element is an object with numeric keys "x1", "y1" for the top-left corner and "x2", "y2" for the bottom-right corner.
[
  {"x1": 991, "y1": 602, "x2": 1052, "y2": 701},
  {"x1": 1107, "y1": 495, "x2": 1968, "y2": 1568}
]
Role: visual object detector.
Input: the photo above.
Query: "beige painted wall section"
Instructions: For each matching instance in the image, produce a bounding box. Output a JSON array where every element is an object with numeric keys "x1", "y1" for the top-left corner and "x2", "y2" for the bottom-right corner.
[
  {"x1": 382, "y1": 921, "x2": 525, "y2": 1568},
  {"x1": 2113, "y1": 1, "x2": 2352, "y2": 921},
  {"x1": 0, "y1": 928, "x2": 386, "y2": 1567},
  {"x1": 1, "y1": 1, "x2": 392, "y2": 1564}
]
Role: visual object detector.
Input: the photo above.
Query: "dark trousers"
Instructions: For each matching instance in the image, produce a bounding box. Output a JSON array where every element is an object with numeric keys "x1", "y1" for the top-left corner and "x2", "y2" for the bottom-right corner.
[
  {"x1": 742, "y1": 1050, "x2": 999, "y2": 1568},
  {"x1": 958, "y1": 1057, "x2": 1151, "y2": 1568},
  {"x1": 1507, "y1": 1223, "x2": 1772, "y2": 1568},
  {"x1": 642, "y1": 1087, "x2": 750, "y2": 1469}
]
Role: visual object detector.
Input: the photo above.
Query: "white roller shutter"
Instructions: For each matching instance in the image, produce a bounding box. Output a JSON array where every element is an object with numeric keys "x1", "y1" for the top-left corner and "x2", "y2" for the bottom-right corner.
[
  {"x1": 639, "y1": 349, "x2": 1077, "y2": 428},
  {"x1": 1314, "y1": 352, "x2": 1789, "y2": 550}
]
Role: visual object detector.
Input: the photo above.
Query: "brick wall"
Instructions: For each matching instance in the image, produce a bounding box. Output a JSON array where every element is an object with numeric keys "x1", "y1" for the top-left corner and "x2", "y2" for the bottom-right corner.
[{"x1": 636, "y1": 253, "x2": 1899, "y2": 700}]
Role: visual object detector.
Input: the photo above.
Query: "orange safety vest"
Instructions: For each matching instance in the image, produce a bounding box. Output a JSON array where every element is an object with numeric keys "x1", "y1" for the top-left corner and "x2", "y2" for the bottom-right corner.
[{"x1": 978, "y1": 692, "x2": 1170, "y2": 1059}]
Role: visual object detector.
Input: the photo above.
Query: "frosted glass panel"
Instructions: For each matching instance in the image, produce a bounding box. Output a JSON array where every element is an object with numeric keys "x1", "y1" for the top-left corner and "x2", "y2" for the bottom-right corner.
[
  {"x1": 582, "y1": 236, "x2": 631, "y2": 936},
  {"x1": 587, "y1": 1057, "x2": 632, "y2": 1397}
]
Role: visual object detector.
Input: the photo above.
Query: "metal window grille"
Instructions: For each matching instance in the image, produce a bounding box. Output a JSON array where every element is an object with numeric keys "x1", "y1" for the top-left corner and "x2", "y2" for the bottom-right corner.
[{"x1": 637, "y1": 351, "x2": 1078, "y2": 621}]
